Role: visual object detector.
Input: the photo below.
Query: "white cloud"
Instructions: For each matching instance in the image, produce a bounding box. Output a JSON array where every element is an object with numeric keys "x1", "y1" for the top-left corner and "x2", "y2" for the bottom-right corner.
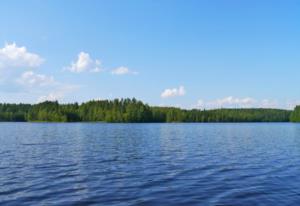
[
  {"x1": 37, "y1": 85, "x2": 79, "y2": 102},
  {"x1": 17, "y1": 71, "x2": 55, "y2": 87},
  {"x1": 65, "y1": 52, "x2": 102, "y2": 73},
  {"x1": 286, "y1": 100, "x2": 300, "y2": 110},
  {"x1": 161, "y1": 86, "x2": 186, "y2": 98},
  {"x1": 196, "y1": 96, "x2": 256, "y2": 109},
  {"x1": 260, "y1": 99, "x2": 278, "y2": 108},
  {"x1": 0, "y1": 42, "x2": 82, "y2": 103},
  {"x1": 38, "y1": 91, "x2": 64, "y2": 102},
  {"x1": 111, "y1": 66, "x2": 137, "y2": 75},
  {"x1": 0, "y1": 43, "x2": 44, "y2": 69},
  {"x1": 211, "y1": 96, "x2": 256, "y2": 108},
  {"x1": 64, "y1": 52, "x2": 136, "y2": 75},
  {"x1": 195, "y1": 96, "x2": 282, "y2": 109}
]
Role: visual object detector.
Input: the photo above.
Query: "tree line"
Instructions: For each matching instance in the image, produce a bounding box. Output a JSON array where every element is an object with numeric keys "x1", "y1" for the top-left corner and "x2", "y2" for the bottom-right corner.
[
  {"x1": 290, "y1": 106, "x2": 300, "y2": 122},
  {"x1": 0, "y1": 98, "x2": 297, "y2": 122}
]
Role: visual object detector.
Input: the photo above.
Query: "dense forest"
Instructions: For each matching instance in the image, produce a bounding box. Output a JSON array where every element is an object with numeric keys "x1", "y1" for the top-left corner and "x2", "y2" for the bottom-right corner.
[
  {"x1": 0, "y1": 98, "x2": 297, "y2": 123},
  {"x1": 290, "y1": 106, "x2": 300, "y2": 122}
]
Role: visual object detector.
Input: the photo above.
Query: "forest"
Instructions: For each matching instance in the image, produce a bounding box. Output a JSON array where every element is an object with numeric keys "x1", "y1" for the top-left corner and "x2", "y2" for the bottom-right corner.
[
  {"x1": 0, "y1": 98, "x2": 297, "y2": 123},
  {"x1": 290, "y1": 106, "x2": 300, "y2": 122}
]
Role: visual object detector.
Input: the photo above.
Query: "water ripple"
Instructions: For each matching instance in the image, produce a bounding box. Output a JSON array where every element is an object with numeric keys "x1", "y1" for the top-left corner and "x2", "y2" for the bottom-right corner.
[{"x1": 0, "y1": 123, "x2": 300, "y2": 205}]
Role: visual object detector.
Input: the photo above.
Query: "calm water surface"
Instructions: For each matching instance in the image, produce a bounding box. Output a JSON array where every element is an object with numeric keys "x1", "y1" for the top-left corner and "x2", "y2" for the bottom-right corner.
[{"x1": 0, "y1": 123, "x2": 300, "y2": 205}]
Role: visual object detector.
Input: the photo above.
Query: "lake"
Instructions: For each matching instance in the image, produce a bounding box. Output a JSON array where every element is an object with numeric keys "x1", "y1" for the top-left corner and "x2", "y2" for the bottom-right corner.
[{"x1": 0, "y1": 123, "x2": 300, "y2": 205}]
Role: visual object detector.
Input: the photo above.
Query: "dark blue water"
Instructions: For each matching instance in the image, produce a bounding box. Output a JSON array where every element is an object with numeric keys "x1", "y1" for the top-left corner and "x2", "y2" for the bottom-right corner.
[{"x1": 0, "y1": 123, "x2": 300, "y2": 205}]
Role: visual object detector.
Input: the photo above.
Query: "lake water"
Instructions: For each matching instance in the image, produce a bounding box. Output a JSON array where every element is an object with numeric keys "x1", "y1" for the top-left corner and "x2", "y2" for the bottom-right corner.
[{"x1": 0, "y1": 123, "x2": 300, "y2": 205}]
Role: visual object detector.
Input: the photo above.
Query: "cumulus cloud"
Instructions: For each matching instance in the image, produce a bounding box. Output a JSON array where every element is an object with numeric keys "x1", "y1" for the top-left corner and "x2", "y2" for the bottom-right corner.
[
  {"x1": 286, "y1": 100, "x2": 300, "y2": 110},
  {"x1": 64, "y1": 52, "x2": 137, "y2": 75},
  {"x1": 17, "y1": 71, "x2": 55, "y2": 87},
  {"x1": 0, "y1": 42, "x2": 82, "y2": 103},
  {"x1": 65, "y1": 52, "x2": 102, "y2": 73},
  {"x1": 37, "y1": 85, "x2": 79, "y2": 102},
  {"x1": 260, "y1": 99, "x2": 278, "y2": 108},
  {"x1": 161, "y1": 86, "x2": 186, "y2": 98},
  {"x1": 14, "y1": 70, "x2": 79, "y2": 102},
  {"x1": 38, "y1": 91, "x2": 64, "y2": 102},
  {"x1": 111, "y1": 66, "x2": 137, "y2": 75},
  {"x1": 196, "y1": 96, "x2": 281, "y2": 109},
  {"x1": 0, "y1": 43, "x2": 44, "y2": 69},
  {"x1": 197, "y1": 96, "x2": 256, "y2": 109}
]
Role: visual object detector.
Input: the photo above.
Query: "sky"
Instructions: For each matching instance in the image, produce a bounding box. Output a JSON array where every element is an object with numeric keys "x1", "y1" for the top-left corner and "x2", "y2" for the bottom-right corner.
[{"x1": 0, "y1": 0, "x2": 300, "y2": 109}]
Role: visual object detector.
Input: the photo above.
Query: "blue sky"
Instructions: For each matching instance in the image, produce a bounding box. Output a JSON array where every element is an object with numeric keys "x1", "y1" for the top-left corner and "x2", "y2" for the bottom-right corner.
[{"x1": 0, "y1": 0, "x2": 300, "y2": 109}]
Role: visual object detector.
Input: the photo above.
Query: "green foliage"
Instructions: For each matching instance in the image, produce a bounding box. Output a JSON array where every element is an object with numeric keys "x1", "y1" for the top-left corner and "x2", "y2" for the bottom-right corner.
[
  {"x1": 27, "y1": 101, "x2": 66, "y2": 122},
  {"x1": 78, "y1": 98, "x2": 152, "y2": 122},
  {"x1": 290, "y1": 106, "x2": 300, "y2": 122},
  {"x1": 0, "y1": 103, "x2": 31, "y2": 122},
  {"x1": 148, "y1": 107, "x2": 291, "y2": 123},
  {"x1": 0, "y1": 98, "x2": 294, "y2": 122}
]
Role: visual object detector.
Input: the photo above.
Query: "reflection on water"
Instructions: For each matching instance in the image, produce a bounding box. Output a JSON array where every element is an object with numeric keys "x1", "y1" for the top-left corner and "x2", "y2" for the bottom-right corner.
[{"x1": 0, "y1": 123, "x2": 300, "y2": 205}]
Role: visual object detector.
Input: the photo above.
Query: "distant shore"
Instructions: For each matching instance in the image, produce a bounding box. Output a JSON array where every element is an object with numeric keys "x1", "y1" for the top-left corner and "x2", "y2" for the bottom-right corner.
[{"x1": 0, "y1": 98, "x2": 298, "y2": 123}]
